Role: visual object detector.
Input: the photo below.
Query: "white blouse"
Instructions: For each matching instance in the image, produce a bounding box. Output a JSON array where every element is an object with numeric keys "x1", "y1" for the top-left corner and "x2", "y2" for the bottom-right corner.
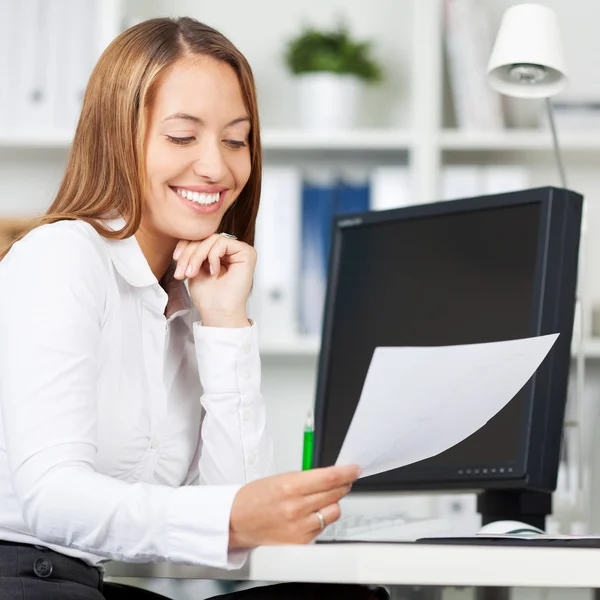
[{"x1": 0, "y1": 217, "x2": 275, "y2": 568}]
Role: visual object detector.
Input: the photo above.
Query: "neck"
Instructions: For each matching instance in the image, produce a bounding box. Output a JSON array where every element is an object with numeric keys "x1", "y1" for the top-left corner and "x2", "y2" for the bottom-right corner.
[{"x1": 134, "y1": 221, "x2": 178, "y2": 283}]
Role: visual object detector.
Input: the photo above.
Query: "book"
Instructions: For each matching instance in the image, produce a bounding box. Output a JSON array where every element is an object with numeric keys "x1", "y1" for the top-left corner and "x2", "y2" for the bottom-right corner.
[
  {"x1": 337, "y1": 169, "x2": 370, "y2": 215},
  {"x1": 252, "y1": 166, "x2": 302, "y2": 343},
  {"x1": 299, "y1": 171, "x2": 336, "y2": 336},
  {"x1": 370, "y1": 166, "x2": 411, "y2": 210},
  {"x1": 56, "y1": 0, "x2": 98, "y2": 130},
  {"x1": 444, "y1": 0, "x2": 505, "y2": 130},
  {"x1": 0, "y1": 0, "x2": 10, "y2": 132}
]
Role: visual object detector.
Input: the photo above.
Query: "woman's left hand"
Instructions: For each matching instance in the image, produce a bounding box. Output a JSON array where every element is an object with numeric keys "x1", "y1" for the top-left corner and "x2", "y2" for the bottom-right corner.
[{"x1": 173, "y1": 234, "x2": 256, "y2": 328}]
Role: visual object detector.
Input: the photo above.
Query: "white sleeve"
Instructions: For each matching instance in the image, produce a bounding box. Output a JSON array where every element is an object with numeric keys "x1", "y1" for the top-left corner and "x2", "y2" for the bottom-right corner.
[
  {"x1": 0, "y1": 225, "x2": 244, "y2": 568},
  {"x1": 193, "y1": 321, "x2": 276, "y2": 485}
]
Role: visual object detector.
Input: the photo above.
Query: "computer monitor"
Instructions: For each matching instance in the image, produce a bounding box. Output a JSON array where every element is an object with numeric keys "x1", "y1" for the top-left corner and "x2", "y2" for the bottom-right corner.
[{"x1": 313, "y1": 187, "x2": 583, "y2": 505}]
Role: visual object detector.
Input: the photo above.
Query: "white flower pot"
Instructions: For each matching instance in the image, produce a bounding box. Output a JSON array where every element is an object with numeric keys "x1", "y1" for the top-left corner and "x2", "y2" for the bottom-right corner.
[{"x1": 296, "y1": 72, "x2": 362, "y2": 131}]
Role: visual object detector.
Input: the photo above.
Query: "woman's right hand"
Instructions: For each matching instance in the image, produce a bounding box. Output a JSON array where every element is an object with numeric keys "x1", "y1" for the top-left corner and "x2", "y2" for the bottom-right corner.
[{"x1": 229, "y1": 464, "x2": 361, "y2": 548}]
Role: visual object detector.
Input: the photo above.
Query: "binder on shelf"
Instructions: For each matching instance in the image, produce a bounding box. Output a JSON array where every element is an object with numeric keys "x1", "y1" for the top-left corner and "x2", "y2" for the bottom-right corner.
[
  {"x1": 252, "y1": 166, "x2": 302, "y2": 343},
  {"x1": 440, "y1": 165, "x2": 529, "y2": 202},
  {"x1": 1, "y1": 0, "x2": 98, "y2": 133},
  {"x1": 56, "y1": 0, "x2": 98, "y2": 131},
  {"x1": 337, "y1": 169, "x2": 370, "y2": 215},
  {"x1": 0, "y1": 0, "x2": 10, "y2": 132},
  {"x1": 370, "y1": 166, "x2": 411, "y2": 210},
  {"x1": 481, "y1": 165, "x2": 529, "y2": 196},
  {"x1": 8, "y1": 0, "x2": 54, "y2": 130},
  {"x1": 299, "y1": 170, "x2": 336, "y2": 337},
  {"x1": 440, "y1": 165, "x2": 482, "y2": 201},
  {"x1": 444, "y1": 0, "x2": 505, "y2": 130}
]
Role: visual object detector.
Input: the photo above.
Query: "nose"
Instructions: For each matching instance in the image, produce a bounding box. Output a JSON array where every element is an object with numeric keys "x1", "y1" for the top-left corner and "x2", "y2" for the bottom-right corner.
[{"x1": 192, "y1": 134, "x2": 228, "y2": 182}]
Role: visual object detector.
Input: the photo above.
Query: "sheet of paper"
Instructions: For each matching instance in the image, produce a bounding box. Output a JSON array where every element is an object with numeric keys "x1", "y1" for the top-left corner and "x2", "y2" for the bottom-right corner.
[{"x1": 335, "y1": 334, "x2": 559, "y2": 478}]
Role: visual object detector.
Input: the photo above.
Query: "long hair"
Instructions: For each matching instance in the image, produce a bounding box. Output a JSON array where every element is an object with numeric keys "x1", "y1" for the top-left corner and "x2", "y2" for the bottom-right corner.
[{"x1": 1, "y1": 17, "x2": 262, "y2": 260}]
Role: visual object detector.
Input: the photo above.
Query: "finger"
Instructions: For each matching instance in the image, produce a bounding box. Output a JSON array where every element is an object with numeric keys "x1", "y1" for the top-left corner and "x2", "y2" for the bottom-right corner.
[
  {"x1": 302, "y1": 484, "x2": 352, "y2": 515},
  {"x1": 207, "y1": 236, "x2": 243, "y2": 277},
  {"x1": 175, "y1": 235, "x2": 219, "y2": 279},
  {"x1": 172, "y1": 240, "x2": 189, "y2": 261},
  {"x1": 174, "y1": 241, "x2": 199, "y2": 279},
  {"x1": 303, "y1": 502, "x2": 342, "y2": 534},
  {"x1": 296, "y1": 465, "x2": 361, "y2": 496}
]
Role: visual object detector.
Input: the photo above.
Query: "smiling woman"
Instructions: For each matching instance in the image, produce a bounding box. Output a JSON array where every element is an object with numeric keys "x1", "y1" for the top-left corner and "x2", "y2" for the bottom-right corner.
[{"x1": 0, "y1": 15, "x2": 380, "y2": 600}]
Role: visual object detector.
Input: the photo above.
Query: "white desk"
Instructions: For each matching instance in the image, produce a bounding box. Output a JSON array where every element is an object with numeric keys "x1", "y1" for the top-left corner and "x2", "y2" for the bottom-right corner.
[{"x1": 106, "y1": 542, "x2": 600, "y2": 588}]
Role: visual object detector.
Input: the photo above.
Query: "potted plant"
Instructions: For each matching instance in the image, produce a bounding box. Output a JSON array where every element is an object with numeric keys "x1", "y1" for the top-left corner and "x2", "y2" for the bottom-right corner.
[{"x1": 284, "y1": 22, "x2": 382, "y2": 130}]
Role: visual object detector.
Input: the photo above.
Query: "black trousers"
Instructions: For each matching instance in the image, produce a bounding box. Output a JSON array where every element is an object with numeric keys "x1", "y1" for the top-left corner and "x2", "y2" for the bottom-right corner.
[{"x1": 0, "y1": 542, "x2": 388, "y2": 599}]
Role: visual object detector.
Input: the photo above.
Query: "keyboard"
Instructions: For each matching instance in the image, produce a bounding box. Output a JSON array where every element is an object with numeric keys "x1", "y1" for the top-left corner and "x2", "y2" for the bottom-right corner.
[{"x1": 317, "y1": 514, "x2": 453, "y2": 542}]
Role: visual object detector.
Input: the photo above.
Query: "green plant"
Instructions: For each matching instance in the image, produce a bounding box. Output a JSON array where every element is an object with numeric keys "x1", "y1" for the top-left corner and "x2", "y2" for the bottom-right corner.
[{"x1": 284, "y1": 23, "x2": 383, "y2": 83}]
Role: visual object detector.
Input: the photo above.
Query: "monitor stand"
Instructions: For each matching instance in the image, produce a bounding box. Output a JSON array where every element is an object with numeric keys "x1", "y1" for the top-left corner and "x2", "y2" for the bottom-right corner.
[
  {"x1": 477, "y1": 489, "x2": 552, "y2": 531},
  {"x1": 476, "y1": 489, "x2": 552, "y2": 600}
]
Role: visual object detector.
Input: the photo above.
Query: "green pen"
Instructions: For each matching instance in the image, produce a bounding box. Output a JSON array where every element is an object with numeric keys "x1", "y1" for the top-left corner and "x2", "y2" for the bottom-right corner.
[{"x1": 302, "y1": 410, "x2": 314, "y2": 470}]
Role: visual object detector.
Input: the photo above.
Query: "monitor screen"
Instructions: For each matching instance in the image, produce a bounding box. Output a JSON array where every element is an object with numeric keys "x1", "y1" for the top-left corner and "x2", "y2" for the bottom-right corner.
[{"x1": 314, "y1": 199, "x2": 547, "y2": 488}]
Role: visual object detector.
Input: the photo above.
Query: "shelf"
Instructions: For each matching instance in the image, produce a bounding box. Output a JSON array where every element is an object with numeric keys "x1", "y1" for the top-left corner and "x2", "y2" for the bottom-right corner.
[
  {"x1": 6, "y1": 129, "x2": 600, "y2": 153},
  {"x1": 574, "y1": 339, "x2": 600, "y2": 360},
  {"x1": 259, "y1": 336, "x2": 320, "y2": 357},
  {"x1": 0, "y1": 131, "x2": 73, "y2": 149},
  {"x1": 0, "y1": 128, "x2": 414, "y2": 152},
  {"x1": 259, "y1": 337, "x2": 600, "y2": 360},
  {"x1": 261, "y1": 129, "x2": 413, "y2": 151},
  {"x1": 440, "y1": 130, "x2": 600, "y2": 152}
]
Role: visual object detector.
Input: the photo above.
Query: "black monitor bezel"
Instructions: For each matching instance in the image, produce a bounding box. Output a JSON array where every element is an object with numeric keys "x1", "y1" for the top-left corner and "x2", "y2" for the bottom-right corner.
[{"x1": 312, "y1": 187, "x2": 582, "y2": 494}]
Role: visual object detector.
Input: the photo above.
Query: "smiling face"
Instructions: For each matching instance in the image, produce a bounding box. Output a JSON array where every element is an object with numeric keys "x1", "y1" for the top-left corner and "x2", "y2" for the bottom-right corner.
[{"x1": 143, "y1": 55, "x2": 252, "y2": 243}]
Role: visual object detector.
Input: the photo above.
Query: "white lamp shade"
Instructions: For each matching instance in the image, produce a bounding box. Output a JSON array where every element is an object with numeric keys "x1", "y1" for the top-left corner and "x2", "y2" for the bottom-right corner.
[{"x1": 487, "y1": 3, "x2": 567, "y2": 98}]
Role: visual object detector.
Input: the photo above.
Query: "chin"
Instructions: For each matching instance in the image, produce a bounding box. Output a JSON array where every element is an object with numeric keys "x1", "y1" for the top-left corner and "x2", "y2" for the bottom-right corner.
[{"x1": 172, "y1": 220, "x2": 219, "y2": 242}]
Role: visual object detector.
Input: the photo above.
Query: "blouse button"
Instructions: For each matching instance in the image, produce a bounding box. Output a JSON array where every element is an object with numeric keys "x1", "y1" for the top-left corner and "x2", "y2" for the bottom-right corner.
[
  {"x1": 150, "y1": 436, "x2": 160, "y2": 450},
  {"x1": 242, "y1": 343, "x2": 251, "y2": 354},
  {"x1": 242, "y1": 410, "x2": 251, "y2": 422}
]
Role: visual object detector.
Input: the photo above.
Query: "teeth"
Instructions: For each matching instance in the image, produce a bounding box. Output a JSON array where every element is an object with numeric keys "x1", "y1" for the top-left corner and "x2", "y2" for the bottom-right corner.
[{"x1": 175, "y1": 188, "x2": 220, "y2": 205}]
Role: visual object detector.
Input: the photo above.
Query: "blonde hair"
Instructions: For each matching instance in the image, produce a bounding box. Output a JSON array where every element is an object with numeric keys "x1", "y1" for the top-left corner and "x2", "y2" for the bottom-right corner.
[{"x1": 1, "y1": 17, "x2": 262, "y2": 260}]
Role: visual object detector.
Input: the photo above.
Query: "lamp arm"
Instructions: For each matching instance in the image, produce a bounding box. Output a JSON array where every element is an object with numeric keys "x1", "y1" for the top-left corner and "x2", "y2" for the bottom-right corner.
[{"x1": 545, "y1": 97, "x2": 568, "y2": 189}]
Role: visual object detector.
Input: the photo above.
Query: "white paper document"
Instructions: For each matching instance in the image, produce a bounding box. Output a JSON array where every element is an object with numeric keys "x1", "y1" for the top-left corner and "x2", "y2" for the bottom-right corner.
[{"x1": 336, "y1": 334, "x2": 559, "y2": 478}]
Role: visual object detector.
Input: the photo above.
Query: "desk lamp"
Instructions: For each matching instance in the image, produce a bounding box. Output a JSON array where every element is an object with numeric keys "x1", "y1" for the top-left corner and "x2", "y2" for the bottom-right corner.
[
  {"x1": 488, "y1": 4, "x2": 587, "y2": 520},
  {"x1": 487, "y1": 3, "x2": 568, "y2": 186}
]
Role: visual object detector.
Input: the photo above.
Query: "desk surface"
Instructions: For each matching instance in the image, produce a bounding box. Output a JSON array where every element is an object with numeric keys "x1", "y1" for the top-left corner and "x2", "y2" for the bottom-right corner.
[{"x1": 106, "y1": 542, "x2": 600, "y2": 588}]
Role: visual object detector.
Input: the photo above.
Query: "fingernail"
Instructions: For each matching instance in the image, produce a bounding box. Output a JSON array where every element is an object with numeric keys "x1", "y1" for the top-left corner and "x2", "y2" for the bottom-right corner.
[
  {"x1": 174, "y1": 267, "x2": 183, "y2": 279},
  {"x1": 173, "y1": 247, "x2": 182, "y2": 260},
  {"x1": 209, "y1": 264, "x2": 214, "y2": 276},
  {"x1": 185, "y1": 265, "x2": 194, "y2": 277}
]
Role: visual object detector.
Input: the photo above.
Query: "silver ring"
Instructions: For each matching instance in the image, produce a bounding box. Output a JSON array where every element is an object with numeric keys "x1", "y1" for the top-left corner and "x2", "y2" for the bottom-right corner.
[
  {"x1": 219, "y1": 232, "x2": 237, "y2": 240},
  {"x1": 315, "y1": 510, "x2": 326, "y2": 531}
]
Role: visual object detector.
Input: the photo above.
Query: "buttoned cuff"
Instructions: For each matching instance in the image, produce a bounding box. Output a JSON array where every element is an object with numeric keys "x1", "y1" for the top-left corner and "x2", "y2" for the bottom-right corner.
[
  {"x1": 167, "y1": 484, "x2": 248, "y2": 568},
  {"x1": 193, "y1": 322, "x2": 260, "y2": 394}
]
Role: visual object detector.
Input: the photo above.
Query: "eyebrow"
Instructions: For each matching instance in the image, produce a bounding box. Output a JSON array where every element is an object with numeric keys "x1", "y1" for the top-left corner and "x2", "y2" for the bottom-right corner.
[{"x1": 162, "y1": 113, "x2": 250, "y2": 127}]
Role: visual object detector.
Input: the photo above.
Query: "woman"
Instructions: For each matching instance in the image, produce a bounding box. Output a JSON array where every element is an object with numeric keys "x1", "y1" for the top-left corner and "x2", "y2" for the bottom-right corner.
[{"x1": 0, "y1": 16, "x2": 385, "y2": 600}]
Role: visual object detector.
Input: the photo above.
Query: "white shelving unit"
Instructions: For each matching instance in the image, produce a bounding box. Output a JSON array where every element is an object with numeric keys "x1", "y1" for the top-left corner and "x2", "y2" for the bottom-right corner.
[
  {"x1": 440, "y1": 129, "x2": 600, "y2": 151},
  {"x1": 3, "y1": 0, "x2": 600, "y2": 362},
  {"x1": 0, "y1": 128, "x2": 412, "y2": 153},
  {"x1": 8, "y1": 128, "x2": 600, "y2": 153},
  {"x1": 261, "y1": 129, "x2": 413, "y2": 151},
  {"x1": 0, "y1": 132, "x2": 74, "y2": 149}
]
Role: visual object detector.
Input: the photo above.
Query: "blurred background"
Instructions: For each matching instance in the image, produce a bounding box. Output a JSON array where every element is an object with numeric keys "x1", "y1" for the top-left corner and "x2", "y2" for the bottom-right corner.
[{"x1": 3, "y1": 0, "x2": 600, "y2": 598}]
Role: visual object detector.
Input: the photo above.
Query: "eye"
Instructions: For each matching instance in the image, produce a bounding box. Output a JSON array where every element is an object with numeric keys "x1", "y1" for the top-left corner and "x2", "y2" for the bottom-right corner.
[
  {"x1": 166, "y1": 135, "x2": 195, "y2": 146},
  {"x1": 225, "y1": 140, "x2": 247, "y2": 150}
]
